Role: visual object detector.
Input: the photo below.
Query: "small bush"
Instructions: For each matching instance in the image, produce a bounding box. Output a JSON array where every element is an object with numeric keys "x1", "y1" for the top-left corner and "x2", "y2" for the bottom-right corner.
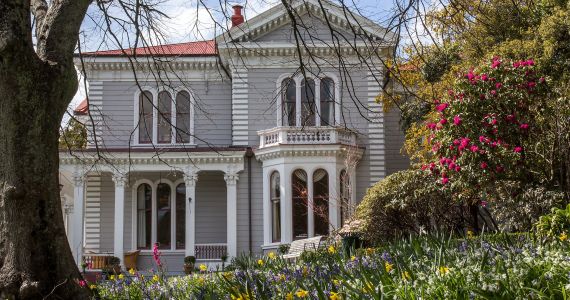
[
  {"x1": 354, "y1": 169, "x2": 468, "y2": 244},
  {"x1": 534, "y1": 203, "x2": 570, "y2": 238}
]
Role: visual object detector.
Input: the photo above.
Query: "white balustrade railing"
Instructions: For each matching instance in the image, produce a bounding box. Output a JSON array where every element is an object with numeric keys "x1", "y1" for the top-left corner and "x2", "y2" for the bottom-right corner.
[{"x1": 258, "y1": 127, "x2": 357, "y2": 148}]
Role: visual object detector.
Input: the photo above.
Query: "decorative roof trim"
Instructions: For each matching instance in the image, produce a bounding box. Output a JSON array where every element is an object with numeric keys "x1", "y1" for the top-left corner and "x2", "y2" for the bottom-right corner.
[{"x1": 253, "y1": 144, "x2": 364, "y2": 162}]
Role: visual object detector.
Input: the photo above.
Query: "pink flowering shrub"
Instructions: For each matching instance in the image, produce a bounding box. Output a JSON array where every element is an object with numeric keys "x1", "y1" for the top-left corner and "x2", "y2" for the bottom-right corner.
[{"x1": 422, "y1": 57, "x2": 548, "y2": 196}]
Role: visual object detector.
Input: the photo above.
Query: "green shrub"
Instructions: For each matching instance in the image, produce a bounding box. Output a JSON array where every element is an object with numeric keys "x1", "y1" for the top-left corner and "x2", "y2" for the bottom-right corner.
[
  {"x1": 534, "y1": 203, "x2": 570, "y2": 238},
  {"x1": 354, "y1": 169, "x2": 468, "y2": 244}
]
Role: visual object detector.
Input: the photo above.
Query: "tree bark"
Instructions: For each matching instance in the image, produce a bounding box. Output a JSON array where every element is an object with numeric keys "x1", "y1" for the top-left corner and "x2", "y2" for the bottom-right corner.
[{"x1": 0, "y1": 11, "x2": 89, "y2": 300}]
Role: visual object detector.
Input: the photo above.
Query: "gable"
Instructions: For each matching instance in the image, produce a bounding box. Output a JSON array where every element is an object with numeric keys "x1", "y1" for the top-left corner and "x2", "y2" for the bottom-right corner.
[
  {"x1": 216, "y1": 0, "x2": 395, "y2": 45},
  {"x1": 253, "y1": 12, "x2": 359, "y2": 43}
]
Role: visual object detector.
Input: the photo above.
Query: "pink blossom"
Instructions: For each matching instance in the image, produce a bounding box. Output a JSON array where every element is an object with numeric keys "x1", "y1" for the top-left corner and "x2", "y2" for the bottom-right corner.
[
  {"x1": 470, "y1": 145, "x2": 479, "y2": 152},
  {"x1": 152, "y1": 243, "x2": 162, "y2": 267},
  {"x1": 490, "y1": 90, "x2": 497, "y2": 96},
  {"x1": 513, "y1": 61, "x2": 521, "y2": 68},
  {"x1": 539, "y1": 77, "x2": 545, "y2": 83},
  {"x1": 481, "y1": 200, "x2": 488, "y2": 207},
  {"x1": 481, "y1": 74, "x2": 489, "y2": 81},
  {"x1": 491, "y1": 57, "x2": 501, "y2": 68},
  {"x1": 527, "y1": 81, "x2": 536, "y2": 89},
  {"x1": 496, "y1": 165, "x2": 504, "y2": 173},
  {"x1": 453, "y1": 139, "x2": 460, "y2": 145},
  {"x1": 79, "y1": 280, "x2": 86, "y2": 287},
  {"x1": 526, "y1": 59, "x2": 535, "y2": 66},
  {"x1": 441, "y1": 177, "x2": 449, "y2": 184},
  {"x1": 449, "y1": 162, "x2": 456, "y2": 170},
  {"x1": 479, "y1": 136, "x2": 488, "y2": 143},
  {"x1": 455, "y1": 165, "x2": 461, "y2": 172},
  {"x1": 480, "y1": 162, "x2": 488, "y2": 169},
  {"x1": 480, "y1": 94, "x2": 486, "y2": 100},
  {"x1": 520, "y1": 123, "x2": 529, "y2": 130},
  {"x1": 490, "y1": 141, "x2": 498, "y2": 148},
  {"x1": 466, "y1": 70, "x2": 476, "y2": 82},
  {"x1": 453, "y1": 115, "x2": 462, "y2": 126},
  {"x1": 421, "y1": 164, "x2": 427, "y2": 171},
  {"x1": 491, "y1": 118, "x2": 498, "y2": 125},
  {"x1": 506, "y1": 114, "x2": 516, "y2": 123},
  {"x1": 440, "y1": 118, "x2": 448, "y2": 125},
  {"x1": 435, "y1": 103, "x2": 449, "y2": 112},
  {"x1": 495, "y1": 82, "x2": 502, "y2": 89},
  {"x1": 513, "y1": 146, "x2": 523, "y2": 153},
  {"x1": 426, "y1": 122, "x2": 437, "y2": 130}
]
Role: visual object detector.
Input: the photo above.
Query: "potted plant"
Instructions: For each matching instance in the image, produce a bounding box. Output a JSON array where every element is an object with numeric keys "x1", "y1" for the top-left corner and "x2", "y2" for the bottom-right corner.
[
  {"x1": 107, "y1": 256, "x2": 121, "y2": 275},
  {"x1": 220, "y1": 253, "x2": 228, "y2": 270},
  {"x1": 184, "y1": 256, "x2": 196, "y2": 274}
]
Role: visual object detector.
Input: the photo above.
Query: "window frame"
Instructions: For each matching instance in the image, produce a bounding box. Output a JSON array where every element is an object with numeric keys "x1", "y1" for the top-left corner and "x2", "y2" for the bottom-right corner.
[
  {"x1": 276, "y1": 74, "x2": 340, "y2": 127},
  {"x1": 131, "y1": 178, "x2": 185, "y2": 252},
  {"x1": 134, "y1": 87, "x2": 195, "y2": 146},
  {"x1": 270, "y1": 171, "x2": 281, "y2": 243}
]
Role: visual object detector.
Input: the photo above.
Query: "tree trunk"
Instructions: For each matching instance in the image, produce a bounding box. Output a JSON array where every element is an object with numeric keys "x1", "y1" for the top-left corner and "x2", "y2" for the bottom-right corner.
[{"x1": 0, "y1": 40, "x2": 90, "y2": 299}]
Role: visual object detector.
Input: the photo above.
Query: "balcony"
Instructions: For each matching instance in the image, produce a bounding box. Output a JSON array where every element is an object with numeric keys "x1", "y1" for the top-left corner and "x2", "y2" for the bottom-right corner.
[{"x1": 258, "y1": 126, "x2": 357, "y2": 149}]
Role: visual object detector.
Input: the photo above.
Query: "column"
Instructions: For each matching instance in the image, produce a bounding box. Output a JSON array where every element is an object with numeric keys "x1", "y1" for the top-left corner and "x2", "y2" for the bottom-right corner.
[
  {"x1": 71, "y1": 171, "x2": 85, "y2": 267},
  {"x1": 224, "y1": 171, "x2": 239, "y2": 258},
  {"x1": 184, "y1": 170, "x2": 198, "y2": 256},
  {"x1": 328, "y1": 166, "x2": 341, "y2": 231},
  {"x1": 112, "y1": 172, "x2": 128, "y2": 267},
  {"x1": 307, "y1": 169, "x2": 315, "y2": 238},
  {"x1": 281, "y1": 165, "x2": 292, "y2": 243},
  {"x1": 262, "y1": 168, "x2": 271, "y2": 245}
]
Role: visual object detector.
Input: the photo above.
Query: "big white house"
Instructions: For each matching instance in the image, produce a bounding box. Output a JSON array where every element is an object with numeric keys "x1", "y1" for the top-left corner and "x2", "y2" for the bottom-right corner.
[{"x1": 58, "y1": 0, "x2": 409, "y2": 273}]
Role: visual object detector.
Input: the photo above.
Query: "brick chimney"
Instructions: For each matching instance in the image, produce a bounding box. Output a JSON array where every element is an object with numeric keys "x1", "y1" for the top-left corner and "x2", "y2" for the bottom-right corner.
[{"x1": 231, "y1": 5, "x2": 244, "y2": 28}]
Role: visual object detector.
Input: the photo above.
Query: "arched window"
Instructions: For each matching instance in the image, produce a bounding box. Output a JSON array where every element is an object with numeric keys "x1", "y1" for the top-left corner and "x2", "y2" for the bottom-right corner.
[
  {"x1": 270, "y1": 171, "x2": 281, "y2": 242},
  {"x1": 320, "y1": 78, "x2": 335, "y2": 126},
  {"x1": 138, "y1": 91, "x2": 153, "y2": 144},
  {"x1": 136, "y1": 183, "x2": 152, "y2": 249},
  {"x1": 175, "y1": 183, "x2": 186, "y2": 250},
  {"x1": 156, "y1": 183, "x2": 171, "y2": 249},
  {"x1": 301, "y1": 78, "x2": 316, "y2": 126},
  {"x1": 340, "y1": 170, "x2": 350, "y2": 226},
  {"x1": 313, "y1": 169, "x2": 329, "y2": 236},
  {"x1": 292, "y1": 169, "x2": 308, "y2": 240},
  {"x1": 157, "y1": 91, "x2": 172, "y2": 143},
  {"x1": 282, "y1": 79, "x2": 296, "y2": 126},
  {"x1": 176, "y1": 91, "x2": 191, "y2": 143}
]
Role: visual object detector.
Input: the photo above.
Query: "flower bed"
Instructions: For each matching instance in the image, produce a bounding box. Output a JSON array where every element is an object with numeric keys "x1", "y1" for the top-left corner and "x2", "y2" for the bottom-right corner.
[{"x1": 95, "y1": 234, "x2": 570, "y2": 299}]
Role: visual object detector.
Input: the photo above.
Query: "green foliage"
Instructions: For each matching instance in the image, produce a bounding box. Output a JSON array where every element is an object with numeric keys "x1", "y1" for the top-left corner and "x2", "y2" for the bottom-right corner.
[
  {"x1": 184, "y1": 256, "x2": 196, "y2": 264},
  {"x1": 94, "y1": 234, "x2": 570, "y2": 299},
  {"x1": 534, "y1": 204, "x2": 570, "y2": 238},
  {"x1": 354, "y1": 169, "x2": 467, "y2": 244},
  {"x1": 59, "y1": 118, "x2": 87, "y2": 149}
]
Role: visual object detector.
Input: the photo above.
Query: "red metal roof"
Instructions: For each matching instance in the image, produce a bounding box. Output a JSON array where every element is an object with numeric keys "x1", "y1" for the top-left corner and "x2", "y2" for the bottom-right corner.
[
  {"x1": 74, "y1": 98, "x2": 89, "y2": 115},
  {"x1": 81, "y1": 40, "x2": 217, "y2": 57}
]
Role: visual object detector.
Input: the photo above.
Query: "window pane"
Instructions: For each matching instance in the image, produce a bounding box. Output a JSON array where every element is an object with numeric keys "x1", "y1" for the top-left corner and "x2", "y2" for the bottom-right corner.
[
  {"x1": 282, "y1": 79, "x2": 296, "y2": 126},
  {"x1": 158, "y1": 91, "x2": 172, "y2": 144},
  {"x1": 137, "y1": 184, "x2": 152, "y2": 249},
  {"x1": 270, "y1": 172, "x2": 281, "y2": 243},
  {"x1": 320, "y1": 78, "x2": 335, "y2": 126},
  {"x1": 292, "y1": 169, "x2": 308, "y2": 240},
  {"x1": 313, "y1": 169, "x2": 329, "y2": 236},
  {"x1": 156, "y1": 183, "x2": 171, "y2": 249},
  {"x1": 301, "y1": 79, "x2": 316, "y2": 126},
  {"x1": 138, "y1": 91, "x2": 153, "y2": 144},
  {"x1": 176, "y1": 91, "x2": 191, "y2": 143},
  {"x1": 176, "y1": 183, "x2": 186, "y2": 250}
]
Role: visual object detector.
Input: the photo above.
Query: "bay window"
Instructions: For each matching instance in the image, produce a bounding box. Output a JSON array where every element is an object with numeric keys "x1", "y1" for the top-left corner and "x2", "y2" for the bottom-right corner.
[{"x1": 270, "y1": 171, "x2": 281, "y2": 243}]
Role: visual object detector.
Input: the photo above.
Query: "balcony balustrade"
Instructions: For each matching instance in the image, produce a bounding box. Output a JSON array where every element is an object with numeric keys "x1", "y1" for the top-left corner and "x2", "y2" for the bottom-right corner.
[{"x1": 258, "y1": 126, "x2": 357, "y2": 149}]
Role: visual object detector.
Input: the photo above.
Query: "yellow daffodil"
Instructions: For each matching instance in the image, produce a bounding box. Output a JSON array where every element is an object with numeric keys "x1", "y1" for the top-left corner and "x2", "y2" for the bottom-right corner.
[
  {"x1": 384, "y1": 262, "x2": 393, "y2": 273},
  {"x1": 439, "y1": 266, "x2": 450, "y2": 275},
  {"x1": 199, "y1": 264, "x2": 208, "y2": 272},
  {"x1": 278, "y1": 274, "x2": 286, "y2": 281},
  {"x1": 350, "y1": 256, "x2": 356, "y2": 261},
  {"x1": 328, "y1": 245, "x2": 336, "y2": 254},
  {"x1": 231, "y1": 293, "x2": 250, "y2": 300},
  {"x1": 268, "y1": 252, "x2": 276, "y2": 259},
  {"x1": 296, "y1": 289, "x2": 309, "y2": 298},
  {"x1": 365, "y1": 248, "x2": 375, "y2": 255},
  {"x1": 467, "y1": 230, "x2": 475, "y2": 239},
  {"x1": 152, "y1": 274, "x2": 159, "y2": 282},
  {"x1": 257, "y1": 259, "x2": 264, "y2": 266},
  {"x1": 302, "y1": 266, "x2": 309, "y2": 276},
  {"x1": 198, "y1": 277, "x2": 205, "y2": 284},
  {"x1": 89, "y1": 284, "x2": 96, "y2": 290},
  {"x1": 118, "y1": 274, "x2": 124, "y2": 280},
  {"x1": 330, "y1": 291, "x2": 341, "y2": 300},
  {"x1": 285, "y1": 292, "x2": 293, "y2": 300},
  {"x1": 560, "y1": 232, "x2": 568, "y2": 241},
  {"x1": 109, "y1": 275, "x2": 115, "y2": 280},
  {"x1": 402, "y1": 271, "x2": 411, "y2": 281},
  {"x1": 128, "y1": 268, "x2": 136, "y2": 275},
  {"x1": 333, "y1": 279, "x2": 340, "y2": 286}
]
